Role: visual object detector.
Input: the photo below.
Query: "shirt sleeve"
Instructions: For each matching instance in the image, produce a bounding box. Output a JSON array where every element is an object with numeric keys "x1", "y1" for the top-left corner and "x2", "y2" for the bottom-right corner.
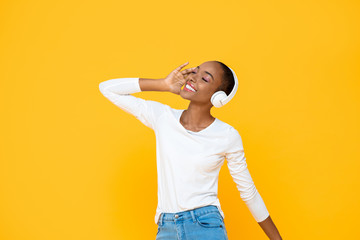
[
  {"x1": 99, "y1": 77, "x2": 166, "y2": 130},
  {"x1": 225, "y1": 127, "x2": 270, "y2": 222}
]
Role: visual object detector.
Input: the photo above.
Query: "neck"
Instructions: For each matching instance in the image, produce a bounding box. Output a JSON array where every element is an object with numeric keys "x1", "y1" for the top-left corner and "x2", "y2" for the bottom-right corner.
[{"x1": 181, "y1": 101, "x2": 214, "y2": 127}]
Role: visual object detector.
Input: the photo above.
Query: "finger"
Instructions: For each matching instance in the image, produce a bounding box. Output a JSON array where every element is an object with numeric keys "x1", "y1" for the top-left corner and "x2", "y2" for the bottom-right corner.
[
  {"x1": 175, "y1": 62, "x2": 189, "y2": 72},
  {"x1": 181, "y1": 67, "x2": 196, "y2": 75}
]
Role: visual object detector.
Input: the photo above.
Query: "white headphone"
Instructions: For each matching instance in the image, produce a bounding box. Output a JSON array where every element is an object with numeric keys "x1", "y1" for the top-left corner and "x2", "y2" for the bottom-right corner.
[{"x1": 210, "y1": 67, "x2": 239, "y2": 108}]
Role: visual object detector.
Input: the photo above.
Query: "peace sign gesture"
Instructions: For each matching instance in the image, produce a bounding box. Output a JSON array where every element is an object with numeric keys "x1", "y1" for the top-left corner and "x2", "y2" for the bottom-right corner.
[{"x1": 164, "y1": 62, "x2": 196, "y2": 95}]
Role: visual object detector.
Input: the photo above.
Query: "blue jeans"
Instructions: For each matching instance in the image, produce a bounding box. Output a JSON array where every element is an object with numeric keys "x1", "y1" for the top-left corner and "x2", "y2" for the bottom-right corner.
[{"x1": 156, "y1": 205, "x2": 228, "y2": 240}]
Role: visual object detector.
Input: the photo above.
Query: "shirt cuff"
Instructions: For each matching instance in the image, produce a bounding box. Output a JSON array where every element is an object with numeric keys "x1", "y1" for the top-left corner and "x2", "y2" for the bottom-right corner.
[
  {"x1": 244, "y1": 191, "x2": 270, "y2": 222},
  {"x1": 128, "y1": 77, "x2": 142, "y2": 93}
]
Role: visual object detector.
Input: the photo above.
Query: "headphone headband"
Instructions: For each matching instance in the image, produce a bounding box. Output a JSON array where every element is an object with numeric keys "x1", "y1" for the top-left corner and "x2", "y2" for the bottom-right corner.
[{"x1": 218, "y1": 66, "x2": 238, "y2": 106}]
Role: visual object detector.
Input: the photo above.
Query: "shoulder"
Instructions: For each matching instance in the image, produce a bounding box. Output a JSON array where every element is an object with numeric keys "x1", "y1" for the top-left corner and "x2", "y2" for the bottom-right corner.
[
  {"x1": 228, "y1": 126, "x2": 243, "y2": 147},
  {"x1": 216, "y1": 119, "x2": 242, "y2": 140},
  {"x1": 215, "y1": 120, "x2": 244, "y2": 151}
]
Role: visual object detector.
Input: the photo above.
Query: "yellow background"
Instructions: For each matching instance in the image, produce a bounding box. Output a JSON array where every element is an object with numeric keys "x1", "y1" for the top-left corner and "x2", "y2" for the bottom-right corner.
[{"x1": 1, "y1": 0, "x2": 359, "y2": 239}]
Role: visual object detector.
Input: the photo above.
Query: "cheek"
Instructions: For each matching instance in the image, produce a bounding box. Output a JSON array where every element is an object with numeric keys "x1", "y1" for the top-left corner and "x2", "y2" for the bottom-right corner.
[{"x1": 198, "y1": 84, "x2": 216, "y2": 97}]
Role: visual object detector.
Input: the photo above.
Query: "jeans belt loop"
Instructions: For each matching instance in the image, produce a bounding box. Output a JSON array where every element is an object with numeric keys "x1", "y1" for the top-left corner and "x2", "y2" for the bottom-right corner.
[
  {"x1": 159, "y1": 213, "x2": 163, "y2": 226},
  {"x1": 190, "y1": 210, "x2": 196, "y2": 223}
]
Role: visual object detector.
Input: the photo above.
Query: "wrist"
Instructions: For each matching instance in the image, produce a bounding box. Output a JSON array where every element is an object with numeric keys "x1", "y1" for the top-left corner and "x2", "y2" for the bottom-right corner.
[{"x1": 160, "y1": 78, "x2": 171, "y2": 92}]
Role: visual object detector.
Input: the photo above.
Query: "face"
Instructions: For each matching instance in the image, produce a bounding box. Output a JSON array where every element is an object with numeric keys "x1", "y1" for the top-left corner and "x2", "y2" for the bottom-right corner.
[{"x1": 180, "y1": 61, "x2": 224, "y2": 106}]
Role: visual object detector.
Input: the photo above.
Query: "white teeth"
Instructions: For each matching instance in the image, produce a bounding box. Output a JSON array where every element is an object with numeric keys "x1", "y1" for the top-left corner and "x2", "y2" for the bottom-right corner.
[{"x1": 185, "y1": 84, "x2": 196, "y2": 92}]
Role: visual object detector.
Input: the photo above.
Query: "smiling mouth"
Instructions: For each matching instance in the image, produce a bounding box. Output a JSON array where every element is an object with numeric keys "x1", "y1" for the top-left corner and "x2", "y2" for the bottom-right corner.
[{"x1": 184, "y1": 83, "x2": 196, "y2": 92}]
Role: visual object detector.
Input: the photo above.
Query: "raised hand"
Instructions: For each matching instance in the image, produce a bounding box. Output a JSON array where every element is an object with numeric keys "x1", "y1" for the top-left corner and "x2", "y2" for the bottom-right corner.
[{"x1": 164, "y1": 62, "x2": 196, "y2": 95}]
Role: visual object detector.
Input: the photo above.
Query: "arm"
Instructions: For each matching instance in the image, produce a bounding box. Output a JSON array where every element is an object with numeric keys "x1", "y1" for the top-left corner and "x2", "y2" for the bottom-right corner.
[
  {"x1": 138, "y1": 78, "x2": 168, "y2": 91},
  {"x1": 225, "y1": 129, "x2": 282, "y2": 239},
  {"x1": 98, "y1": 77, "x2": 160, "y2": 129},
  {"x1": 139, "y1": 62, "x2": 196, "y2": 94},
  {"x1": 258, "y1": 215, "x2": 282, "y2": 240},
  {"x1": 98, "y1": 62, "x2": 196, "y2": 129}
]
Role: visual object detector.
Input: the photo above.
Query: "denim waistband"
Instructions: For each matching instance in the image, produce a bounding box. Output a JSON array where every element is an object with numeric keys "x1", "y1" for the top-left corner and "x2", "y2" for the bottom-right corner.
[{"x1": 158, "y1": 205, "x2": 220, "y2": 226}]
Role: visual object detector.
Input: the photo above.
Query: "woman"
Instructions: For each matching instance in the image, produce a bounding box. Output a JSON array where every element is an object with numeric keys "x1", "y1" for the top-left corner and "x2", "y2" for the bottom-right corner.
[{"x1": 99, "y1": 61, "x2": 282, "y2": 240}]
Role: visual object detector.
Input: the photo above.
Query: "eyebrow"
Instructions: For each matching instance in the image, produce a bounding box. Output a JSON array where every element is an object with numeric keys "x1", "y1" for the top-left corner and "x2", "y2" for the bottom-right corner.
[{"x1": 196, "y1": 66, "x2": 214, "y2": 81}]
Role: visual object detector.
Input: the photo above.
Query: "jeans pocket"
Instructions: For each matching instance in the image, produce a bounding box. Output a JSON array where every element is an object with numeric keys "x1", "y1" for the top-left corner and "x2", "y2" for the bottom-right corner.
[{"x1": 196, "y1": 211, "x2": 224, "y2": 228}]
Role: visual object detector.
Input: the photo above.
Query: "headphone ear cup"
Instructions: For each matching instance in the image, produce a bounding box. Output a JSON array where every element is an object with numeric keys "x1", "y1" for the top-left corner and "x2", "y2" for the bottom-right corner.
[{"x1": 211, "y1": 91, "x2": 227, "y2": 108}]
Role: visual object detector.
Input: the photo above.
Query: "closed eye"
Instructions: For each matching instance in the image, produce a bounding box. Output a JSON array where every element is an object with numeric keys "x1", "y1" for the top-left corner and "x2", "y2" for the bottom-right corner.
[{"x1": 191, "y1": 71, "x2": 208, "y2": 82}]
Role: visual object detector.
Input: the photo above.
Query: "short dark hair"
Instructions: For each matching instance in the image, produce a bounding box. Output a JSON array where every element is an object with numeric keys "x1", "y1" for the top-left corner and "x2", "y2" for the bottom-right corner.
[{"x1": 214, "y1": 61, "x2": 235, "y2": 96}]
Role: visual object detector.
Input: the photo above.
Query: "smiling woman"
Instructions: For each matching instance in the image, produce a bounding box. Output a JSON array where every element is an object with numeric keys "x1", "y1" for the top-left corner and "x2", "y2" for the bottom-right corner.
[{"x1": 98, "y1": 61, "x2": 282, "y2": 239}]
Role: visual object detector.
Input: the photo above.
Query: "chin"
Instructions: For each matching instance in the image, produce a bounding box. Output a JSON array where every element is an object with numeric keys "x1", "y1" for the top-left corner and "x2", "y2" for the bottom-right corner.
[{"x1": 179, "y1": 89, "x2": 194, "y2": 100}]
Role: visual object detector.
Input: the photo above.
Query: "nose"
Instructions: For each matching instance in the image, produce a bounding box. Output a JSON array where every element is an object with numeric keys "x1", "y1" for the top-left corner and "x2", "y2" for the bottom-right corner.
[{"x1": 189, "y1": 75, "x2": 198, "y2": 83}]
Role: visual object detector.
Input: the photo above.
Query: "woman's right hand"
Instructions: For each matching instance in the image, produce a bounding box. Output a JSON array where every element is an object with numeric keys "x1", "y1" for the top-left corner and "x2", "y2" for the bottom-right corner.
[{"x1": 163, "y1": 62, "x2": 196, "y2": 95}]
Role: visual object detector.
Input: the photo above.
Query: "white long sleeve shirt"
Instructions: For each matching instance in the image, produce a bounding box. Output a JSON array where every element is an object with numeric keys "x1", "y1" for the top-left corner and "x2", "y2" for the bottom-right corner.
[{"x1": 99, "y1": 77, "x2": 270, "y2": 224}]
